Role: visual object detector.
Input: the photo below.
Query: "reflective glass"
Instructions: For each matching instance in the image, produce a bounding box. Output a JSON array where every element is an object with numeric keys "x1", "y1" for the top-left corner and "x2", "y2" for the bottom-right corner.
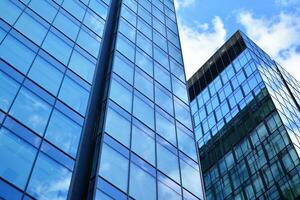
[
  {"x1": 42, "y1": 31, "x2": 72, "y2": 65},
  {"x1": 69, "y1": 49, "x2": 96, "y2": 83},
  {"x1": 104, "y1": 105, "x2": 131, "y2": 147},
  {"x1": 119, "y1": 17, "x2": 136, "y2": 42},
  {"x1": 84, "y1": 10, "x2": 105, "y2": 37},
  {"x1": 0, "y1": 34, "x2": 35, "y2": 74},
  {"x1": 45, "y1": 110, "x2": 82, "y2": 157},
  {"x1": 154, "y1": 46, "x2": 169, "y2": 69},
  {"x1": 131, "y1": 121, "x2": 155, "y2": 165},
  {"x1": 135, "y1": 49, "x2": 153, "y2": 76},
  {"x1": 0, "y1": 128, "x2": 36, "y2": 189},
  {"x1": 58, "y1": 76, "x2": 89, "y2": 116},
  {"x1": 112, "y1": 52, "x2": 134, "y2": 84},
  {"x1": 136, "y1": 32, "x2": 152, "y2": 56},
  {"x1": 77, "y1": 28, "x2": 101, "y2": 58},
  {"x1": 155, "y1": 63, "x2": 171, "y2": 91},
  {"x1": 0, "y1": 71, "x2": 20, "y2": 112},
  {"x1": 133, "y1": 92, "x2": 154, "y2": 129},
  {"x1": 109, "y1": 75, "x2": 132, "y2": 112},
  {"x1": 29, "y1": 0, "x2": 58, "y2": 23},
  {"x1": 129, "y1": 163, "x2": 156, "y2": 200},
  {"x1": 62, "y1": 0, "x2": 86, "y2": 21},
  {"x1": 156, "y1": 109, "x2": 176, "y2": 145},
  {"x1": 177, "y1": 125, "x2": 197, "y2": 161},
  {"x1": 28, "y1": 55, "x2": 64, "y2": 95},
  {"x1": 53, "y1": 11, "x2": 80, "y2": 41},
  {"x1": 116, "y1": 34, "x2": 135, "y2": 62},
  {"x1": 155, "y1": 83, "x2": 174, "y2": 115},
  {"x1": 0, "y1": 0, "x2": 22, "y2": 25},
  {"x1": 27, "y1": 153, "x2": 72, "y2": 199},
  {"x1": 134, "y1": 68, "x2": 153, "y2": 100},
  {"x1": 89, "y1": 0, "x2": 108, "y2": 19},
  {"x1": 157, "y1": 143, "x2": 180, "y2": 183},
  {"x1": 99, "y1": 143, "x2": 129, "y2": 192},
  {"x1": 172, "y1": 76, "x2": 188, "y2": 103},
  {"x1": 174, "y1": 98, "x2": 192, "y2": 129},
  {"x1": 15, "y1": 11, "x2": 48, "y2": 45},
  {"x1": 158, "y1": 181, "x2": 181, "y2": 200},
  {"x1": 10, "y1": 87, "x2": 52, "y2": 135}
]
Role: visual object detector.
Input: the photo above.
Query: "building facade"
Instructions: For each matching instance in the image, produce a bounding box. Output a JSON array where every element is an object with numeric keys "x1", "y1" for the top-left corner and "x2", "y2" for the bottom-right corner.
[
  {"x1": 188, "y1": 31, "x2": 300, "y2": 200},
  {"x1": 0, "y1": 0, "x2": 204, "y2": 199}
]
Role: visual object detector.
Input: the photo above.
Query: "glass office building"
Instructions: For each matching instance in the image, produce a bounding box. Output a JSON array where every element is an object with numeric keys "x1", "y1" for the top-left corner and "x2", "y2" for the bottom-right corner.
[
  {"x1": 188, "y1": 31, "x2": 300, "y2": 200},
  {"x1": 0, "y1": 0, "x2": 204, "y2": 199}
]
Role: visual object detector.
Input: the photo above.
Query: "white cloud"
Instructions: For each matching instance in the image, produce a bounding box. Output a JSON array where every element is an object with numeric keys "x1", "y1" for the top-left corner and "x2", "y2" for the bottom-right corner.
[
  {"x1": 237, "y1": 11, "x2": 300, "y2": 81},
  {"x1": 174, "y1": 0, "x2": 196, "y2": 10},
  {"x1": 275, "y1": 0, "x2": 300, "y2": 6},
  {"x1": 178, "y1": 17, "x2": 227, "y2": 78}
]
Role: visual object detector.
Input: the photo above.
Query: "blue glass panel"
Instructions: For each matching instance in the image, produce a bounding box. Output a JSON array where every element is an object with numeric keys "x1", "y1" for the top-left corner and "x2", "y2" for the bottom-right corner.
[
  {"x1": 172, "y1": 76, "x2": 188, "y2": 103},
  {"x1": 84, "y1": 9, "x2": 105, "y2": 37},
  {"x1": 135, "y1": 67, "x2": 153, "y2": 100},
  {"x1": 158, "y1": 181, "x2": 181, "y2": 200},
  {"x1": 28, "y1": 55, "x2": 64, "y2": 95},
  {"x1": 174, "y1": 97, "x2": 192, "y2": 130},
  {"x1": 138, "y1": 6, "x2": 151, "y2": 25},
  {"x1": 99, "y1": 143, "x2": 129, "y2": 192},
  {"x1": 0, "y1": 128, "x2": 37, "y2": 189},
  {"x1": 62, "y1": 0, "x2": 86, "y2": 21},
  {"x1": 133, "y1": 91, "x2": 154, "y2": 129},
  {"x1": 0, "y1": 0, "x2": 22, "y2": 25},
  {"x1": 89, "y1": 0, "x2": 108, "y2": 19},
  {"x1": 116, "y1": 34, "x2": 135, "y2": 62},
  {"x1": 131, "y1": 119, "x2": 155, "y2": 165},
  {"x1": 104, "y1": 103, "x2": 131, "y2": 147},
  {"x1": 137, "y1": 18, "x2": 152, "y2": 39},
  {"x1": 42, "y1": 31, "x2": 72, "y2": 65},
  {"x1": 155, "y1": 63, "x2": 171, "y2": 91},
  {"x1": 45, "y1": 109, "x2": 82, "y2": 157},
  {"x1": 180, "y1": 158, "x2": 203, "y2": 198},
  {"x1": 109, "y1": 75, "x2": 132, "y2": 112},
  {"x1": 154, "y1": 45, "x2": 169, "y2": 69},
  {"x1": 27, "y1": 153, "x2": 72, "y2": 199},
  {"x1": 0, "y1": 34, "x2": 35, "y2": 74},
  {"x1": 15, "y1": 11, "x2": 48, "y2": 45},
  {"x1": 53, "y1": 10, "x2": 80, "y2": 41},
  {"x1": 177, "y1": 124, "x2": 197, "y2": 161},
  {"x1": 112, "y1": 52, "x2": 134, "y2": 84},
  {"x1": 121, "y1": 4, "x2": 136, "y2": 26},
  {"x1": 95, "y1": 189, "x2": 113, "y2": 200},
  {"x1": 170, "y1": 58, "x2": 184, "y2": 82},
  {"x1": 0, "y1": 71, "x2": 20, "y2": 112},
  {"x1": 58, "y1": 76, "x2": 89, "y2": 116},
  {"x1": 156, "y1": 108, "x2": 176, "y2": 145},
  {"x1": 0, "y1": 178, "x2": 23, "y2": 200},
  {"x1": 135, "y1": 48, "x2": 153, "y2": 76},
  {"x1": 119, "y1": 17, "x2": 136, "y2": 42},
  {"x1": 123, "y1": 0, "x2": 137, "y2": 12},
  {"x1": 77, "y1": 28, "x2": 101, "y2": 58},
  {"x1": 69, "y1": 48, "x2": 96, "y2": 83},
  {"x1": 28, "y1": 0, "x2": 58, "y2": 23},
  {"x1": 129, "y1": 163, "x2": 156, "y2": 200},
  {"x1": 155, "y1": 83, "x2": 174, "y2": 116},
  {"x1": 157, "y1": 142, "x2": 180, "y2": 183},
  {"x1": 153, "y1": 30, "x2": 167, "y2": 52},
  {"x1": 136, "y1": 32, "x2": 152, "y2": 56},
  {"x1": 10, "y1": 87, "x2": 52, "y2": 135}
]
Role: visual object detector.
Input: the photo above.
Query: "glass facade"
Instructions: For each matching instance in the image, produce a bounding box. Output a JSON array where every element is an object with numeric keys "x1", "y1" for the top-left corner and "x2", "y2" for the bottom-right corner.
[
  {"x1": 188, "y1": 31, "x2": 300, "y2": 200},
  {"x1": 0, "y1": 0, "x2": 204, "y2": 199}
]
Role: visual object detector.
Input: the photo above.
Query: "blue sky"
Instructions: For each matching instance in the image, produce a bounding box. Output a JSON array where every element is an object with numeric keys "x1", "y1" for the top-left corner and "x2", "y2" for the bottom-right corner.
[{"x1": 175, "y1": 0, "x2": 300, "y2": 81}]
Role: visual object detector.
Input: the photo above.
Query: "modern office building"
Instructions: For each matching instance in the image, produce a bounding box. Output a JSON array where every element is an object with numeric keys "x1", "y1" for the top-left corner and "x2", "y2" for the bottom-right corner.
[
  {"x1": 0, "y1": 0, "x2": 205, "y2": 199},
  {"x1": 188, "y1": 31, "x2": 300, "y2": 200}
]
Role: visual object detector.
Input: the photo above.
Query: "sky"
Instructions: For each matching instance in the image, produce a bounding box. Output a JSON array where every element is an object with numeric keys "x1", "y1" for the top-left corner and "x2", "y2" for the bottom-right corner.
[{"x1": 175, "y1": 0, "x2": 300, "y2": 82}]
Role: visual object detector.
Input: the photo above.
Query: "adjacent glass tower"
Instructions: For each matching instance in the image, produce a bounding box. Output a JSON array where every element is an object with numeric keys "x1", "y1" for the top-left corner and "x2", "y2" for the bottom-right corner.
[
  {"x1": 0, "y1": 0, "x2": 204, "y2": 199},
  {"x1": 188, "y1": 31, "x2": 300, "y2": 200}
]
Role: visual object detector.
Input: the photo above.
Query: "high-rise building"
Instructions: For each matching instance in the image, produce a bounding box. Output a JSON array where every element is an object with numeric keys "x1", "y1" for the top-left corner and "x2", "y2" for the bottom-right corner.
[
  {"x1": 0, "y1": 0, "x2": 205, "y2": 199},
  {"x1": 188, "y1": 31, "x2": 300, "y2": 200}
]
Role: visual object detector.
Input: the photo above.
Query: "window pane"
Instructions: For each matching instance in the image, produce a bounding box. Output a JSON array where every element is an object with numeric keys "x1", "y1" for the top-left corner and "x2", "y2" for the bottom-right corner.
[
  {"x1": 119, "y1": 17, "x2": 136, "y2": 42},
  {"x1": 129, "y1": 163, "x2": 156, "y2": 200},
  {"x1": 10, "y1": 87, "x2": 52, "y2": 135},
  {"x1": 174, "y1": 98, "x2": 192, "y2": 130},
  {"x1": 99, "y1": 143, "x2": 129, "y2": 192},
  {"x1": 136, "y1": 32, "x2": 152, "y2": 56},
  {"x1": 89, "y1": 0, "x2": 108, "y2": 19},
  {"x1": 28, "y1": 55, "x2": 64, "y2": 95},
  {"x1": 45, "y1": 110, "x2": 82, "y2": 157},
  {"x1": 109, "y1": 75, "x2": 132, "y2": 112},
  {"x1": 116, "y1": 34, "x2": 135, "y2": 62},
  {"x1": 104, "y1": 104, "x2": 131, "y2": 147},
  {"x1": 15, "y1": 11, "x2": 48, "y2": 45},
  {"x1": 62, "y1": 0, "x2": 85, "y2": 21},
  {"x1": 29, "y1": 0, "x2": 58, "y2": 23},
  {"x1": 0, "y1": 128, "x2": 37, "y2": 189},
  {"x1": 134, "y1": 68, "x2": 153, "y2": 100},
  {"x1": 69, "y1": 49, "x2": 96, "y2": 83},
  {"x1": 155, "y1": 83, "x2": 174, "y2": 116},
  {"x1": 133, "y1": 92, "x2": 154, "y2": 129},
  {"x1": 135, "y1": 49, "x2": 153, "y2": 76},
  {"x1": 0, "y1": 71, "x2": 20, "y2": 112},
  {"x1": 177, "y1": 126, "x2": 197, "y2": 161},
  {"x1": 154, "y1": 46, "x2": 169, "y2": 70},
  {"x1": 77, "y1": 28, "x2": 101, "y2": 58},
  {"x1": 84, "y1": 10, "x2": 105, "y2": 37},
  {"x1": 157, "y1": 143, "x2": 180, "y2": 183},
  {"x1": 0, "y1": 34, "x2": 35, "y2": 74},
  {"x1": 155, "y1": 63, "x2": 171, "y2": 91},
  {"x1": 59, "y1": 76, "x2": 89, "y2": 116},
  {"x1": 158, "y1": 181, "x2": 181, "y2": 200},
  {"x1": 53, "y1": 11, "x2": 80, "y2": 41},
  {"x1": 27, "y1": 153, "x2": 72, "y2": 199},
  {"x1": 0, "y1": 0, "x2": 22, "y2": 25},
  {"x1": 131, "y1": 121, "x2": 155, "y2": 165},
  {"x1": 42, "y1": 31, "x2": 72, "y2": 65},
  {"x1": 156, "y1": 109, "x2": 176, "y2": 145},
  {"x1": 172, "y1": 76, "x2": 188, "y2": 103},
  {"x1": 180, "y1": 159, "x2": 203, "y2": 198},
  {"x1": 112, "y1": 52, "x2": 134, "y2": 84}
]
